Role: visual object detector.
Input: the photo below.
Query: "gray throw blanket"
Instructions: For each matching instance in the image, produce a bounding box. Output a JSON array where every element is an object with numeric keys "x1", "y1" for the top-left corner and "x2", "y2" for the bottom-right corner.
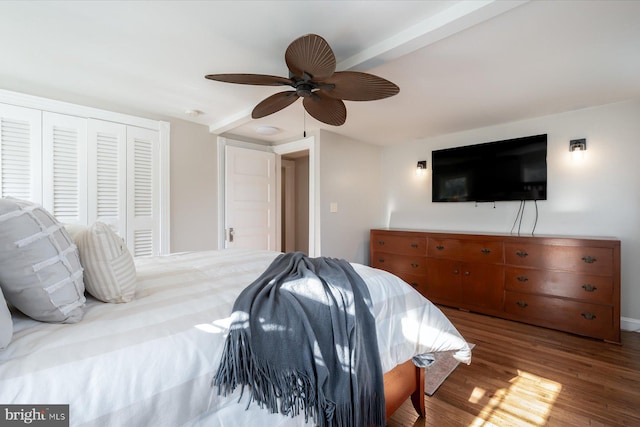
[{"x1": 213, "y1": 252, "x2": 385, "y2": 427}]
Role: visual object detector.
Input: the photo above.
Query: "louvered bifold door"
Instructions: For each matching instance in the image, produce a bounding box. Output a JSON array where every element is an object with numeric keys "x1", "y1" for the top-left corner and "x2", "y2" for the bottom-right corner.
[
  {"x1": 42, "y1": 112, "x2": 87, "y2": 224},
  {"x1": 88, "y1": 119, "x2": 127, "y2": 238},
  {"x1": 126, "y1": 126, "x2": 159, "y2": 257},
  {"x1": 0, "y1": 104, "x2": 42, "y2": 203}
]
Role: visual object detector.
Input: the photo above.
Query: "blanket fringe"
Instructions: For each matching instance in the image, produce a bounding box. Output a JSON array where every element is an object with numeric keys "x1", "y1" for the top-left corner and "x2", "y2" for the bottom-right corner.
[
  {"x1": 214, "y1": 329, "x2": 385, "y2": 427},
  {"x1": 214, "y1": 329, "x2": 317, "y2": 422},
  {"x1": 317, "y1": 392, "x2": 386, "y2": 427}
]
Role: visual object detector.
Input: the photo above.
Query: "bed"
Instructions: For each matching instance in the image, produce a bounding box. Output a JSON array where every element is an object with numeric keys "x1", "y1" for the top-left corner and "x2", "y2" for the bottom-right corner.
[{"x1": 0, "y1": 200, "x2": 471, "y2": 426}]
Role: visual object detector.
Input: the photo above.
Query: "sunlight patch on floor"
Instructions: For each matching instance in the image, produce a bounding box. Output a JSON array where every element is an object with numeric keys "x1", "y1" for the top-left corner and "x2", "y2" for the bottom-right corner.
[{"x1": 469, "y1": 369, "x2": 562, "y2": 426}]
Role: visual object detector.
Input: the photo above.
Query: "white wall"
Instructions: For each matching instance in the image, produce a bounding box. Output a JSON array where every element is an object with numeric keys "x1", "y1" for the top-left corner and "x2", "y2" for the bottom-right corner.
[
  {"x1": 169, "y1": 119, "x2": 219, "y2": 252},
  {"x1": 380, "y1": 99, "x2": 640, "y2": 326},
  {"x1": 319, "y1": 130, "x2": 385, "y2": 264}
]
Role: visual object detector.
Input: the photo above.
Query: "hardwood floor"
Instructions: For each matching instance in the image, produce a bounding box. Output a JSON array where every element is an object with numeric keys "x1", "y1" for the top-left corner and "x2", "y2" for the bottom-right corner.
[{"x1": 387, "y1": 306, "x2": 640, "y2": 427}]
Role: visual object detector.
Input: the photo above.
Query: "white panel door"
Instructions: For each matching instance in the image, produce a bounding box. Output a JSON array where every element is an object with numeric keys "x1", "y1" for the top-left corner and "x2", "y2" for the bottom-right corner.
[
  {"x1": 127, "y1": 126, "x2": 159, "y2": 257},
  {"x1": 88, "y1": 119, "x2": 127, "y2": 237},
  {"x1": 42, "y1": 112, "x2": 87, "y2": 224},
  {"x1": 0, "y1": 103, "x2": 42, "y2": 202},
  {"x1": 225, "y1": 146, "x2": 276, "y2": 250}
]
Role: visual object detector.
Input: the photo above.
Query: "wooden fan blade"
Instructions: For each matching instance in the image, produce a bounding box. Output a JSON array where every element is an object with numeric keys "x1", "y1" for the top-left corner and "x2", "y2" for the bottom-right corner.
[
  {"x1": 252, "y1": 91, "x2": 299, "y2": 119},
  {"x1": 205, "y1": 73, "x2": 292, "y2": 86},
  {"x1": 320, "y1": 71, "x2": 400, "y2": 101},
  {"x1": 302, "y1": 92, "x2": 346, "y2": 126},
  {"x1": 285, "y1": 34, "x2": 336, "y2": 81}
]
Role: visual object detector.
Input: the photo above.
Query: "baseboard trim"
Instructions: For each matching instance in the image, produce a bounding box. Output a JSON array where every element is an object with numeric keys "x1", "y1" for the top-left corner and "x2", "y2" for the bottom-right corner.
[{"x1": 621, "y1": 317, "x2": 640, "y2": 332}]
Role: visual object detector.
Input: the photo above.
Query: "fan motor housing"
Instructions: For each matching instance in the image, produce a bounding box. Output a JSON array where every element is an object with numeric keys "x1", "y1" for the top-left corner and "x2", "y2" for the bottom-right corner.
[{"x1": 295, "y1": 83, "x2": 314, "y2": 98}]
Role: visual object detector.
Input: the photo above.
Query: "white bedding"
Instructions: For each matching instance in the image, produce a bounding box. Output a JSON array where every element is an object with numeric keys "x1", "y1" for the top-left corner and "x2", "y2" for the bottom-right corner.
[{"x1": 0, "y1": 249, "x2": 471, "y2": 427}]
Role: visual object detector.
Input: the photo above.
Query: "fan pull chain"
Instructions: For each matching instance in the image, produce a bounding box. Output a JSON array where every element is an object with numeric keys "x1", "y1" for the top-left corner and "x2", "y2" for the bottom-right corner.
[{"x1": 303, "y1": 107, "x2": 307, "y2": 138}]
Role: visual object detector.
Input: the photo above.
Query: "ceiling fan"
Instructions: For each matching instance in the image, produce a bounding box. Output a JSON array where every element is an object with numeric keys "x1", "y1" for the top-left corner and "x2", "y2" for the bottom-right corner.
[{"x1": 205, "y1": 34, "x2": 399, "y2": 126}]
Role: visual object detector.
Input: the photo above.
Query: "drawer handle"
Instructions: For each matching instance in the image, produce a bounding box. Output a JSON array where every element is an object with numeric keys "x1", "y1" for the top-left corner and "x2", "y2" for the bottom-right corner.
[
  {"x1": 582, "y1": 256, "x2": 597, "y2": 264},
  {"x1": 582, "y1": 284, "x2": 597, "y2": 292},
  {"x1": 377, "y1": 240, "x2": 385, "y2": 246},
  {"x1": 516, "y1": 301, "x2": 528, "y2": 308},
  {"x1": 452, "y1": 269, "x2": 459, "y2": 275},
  {"x1": 410, "y1": 282, "x2": 419, "y2": 288},
  {"x1": 517, "y1": 276, "x2": 529, "y2": 282},
  {"x1": 436, "y1": 245, "x2": 445, "y2": 250},
  {"x1": 410, "y1": 243, "x2": 419, "y2": 248},
  {"x1": 378, "y1": 258, "x2": 385, "y2": 263},
  {"x1": 516, "y1": 250, "x2": 528, "y2": 258},
  {"x1": 410, "y1": 263, "x2": 419, "y2": 268},
  {"x1": 581, "y1": 312, "x2": 596, "y2": 320},
  {"x1": 464, "y1": 271, "x2": 471, "y2": 276},
  {"x1": 480, "y1": 248, "x2": 491, "y2": 254}
]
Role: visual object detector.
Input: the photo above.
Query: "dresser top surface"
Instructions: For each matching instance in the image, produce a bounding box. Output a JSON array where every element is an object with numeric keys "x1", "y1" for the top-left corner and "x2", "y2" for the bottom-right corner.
[{"x1": 371, "y1": 228, "x2": 620, "y2": 245}]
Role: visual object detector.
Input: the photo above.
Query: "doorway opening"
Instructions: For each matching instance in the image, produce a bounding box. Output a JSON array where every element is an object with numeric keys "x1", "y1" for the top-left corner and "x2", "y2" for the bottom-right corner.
[{"x1": 281, "y1": 150, "x2": 309, "y2": 254}]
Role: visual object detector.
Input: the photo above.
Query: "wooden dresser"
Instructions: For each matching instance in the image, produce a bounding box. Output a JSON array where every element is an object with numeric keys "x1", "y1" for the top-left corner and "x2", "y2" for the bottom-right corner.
[{"x1": 370, "y1": 229, "x2": 621, "y2": 343}]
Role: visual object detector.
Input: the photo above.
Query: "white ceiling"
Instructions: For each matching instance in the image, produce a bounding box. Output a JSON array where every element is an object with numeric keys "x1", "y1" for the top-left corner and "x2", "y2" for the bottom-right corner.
[{"x1": 1, "y1": 0, "x2": 639, "y2": 146}]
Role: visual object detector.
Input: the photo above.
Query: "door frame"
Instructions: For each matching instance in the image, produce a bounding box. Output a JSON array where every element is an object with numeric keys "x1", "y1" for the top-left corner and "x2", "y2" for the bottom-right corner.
[
  {"x1": 217, "y1": 135, "x2": 320, "y2": 256},
  {"x1": 281, "y1": 158, "x2": 296, "y2": 252},
  {"x1": 273, "y1": 136, "x2": 319, "y2": 256}
]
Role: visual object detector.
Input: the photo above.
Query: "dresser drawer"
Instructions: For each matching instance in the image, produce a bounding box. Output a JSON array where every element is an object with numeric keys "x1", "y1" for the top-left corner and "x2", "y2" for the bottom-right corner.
[
  {"x1": 370, "y1": 233, "x2": 427, "y2": 256},
  {"x1": 370, "y1": 252, "x2": 427, "y2": 275},
  {"x1": 428, "y1": 238, "x2": 461, "y2": 259},
  {"x1": 505, "y1": 267, "x2": 613, "y2": 304},
  {"x1": 504, "y1": 291, "x2": 614, "y2": 340},
  {"x1": 392, "y1": 271, "x2": 428, "y2": 295},
  {"x1": 429, "y1": 238, "x2": 503, "y2": 262},
  {"x1": 459, "y1": 241, "x2": 503, "y2": 263},
  {"x1": 505, "y1": 243, "x2": 613, "y2": 275}
]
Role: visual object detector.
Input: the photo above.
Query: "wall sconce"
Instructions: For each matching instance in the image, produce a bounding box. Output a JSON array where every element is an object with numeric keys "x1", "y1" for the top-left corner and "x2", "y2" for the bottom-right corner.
[
  {"x1": 569, "y1": 138, "x2": 587, "y2": 160},
  {"x1": 416, "y1": 160, "x2": 427, "y2": 175}
]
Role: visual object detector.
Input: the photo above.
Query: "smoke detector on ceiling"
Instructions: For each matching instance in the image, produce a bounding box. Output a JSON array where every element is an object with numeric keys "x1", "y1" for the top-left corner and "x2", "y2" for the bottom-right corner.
[{"x1": 184, "y1": 109, "x2": 203, "y2": 117}]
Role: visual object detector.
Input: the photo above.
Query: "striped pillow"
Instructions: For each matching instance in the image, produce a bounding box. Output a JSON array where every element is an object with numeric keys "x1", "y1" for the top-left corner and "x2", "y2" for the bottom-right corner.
[{"x1": 74, "y1": 222, "x2": 137, "y2": 303}]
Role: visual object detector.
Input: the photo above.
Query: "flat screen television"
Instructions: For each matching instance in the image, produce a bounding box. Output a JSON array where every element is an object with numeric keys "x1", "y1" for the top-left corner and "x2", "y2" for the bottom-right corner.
[{"x1": 432, "y1": 134, "x2": 547, "y2": 202}]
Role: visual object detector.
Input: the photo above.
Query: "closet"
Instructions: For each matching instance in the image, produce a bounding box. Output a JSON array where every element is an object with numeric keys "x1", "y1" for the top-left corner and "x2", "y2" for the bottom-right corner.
[{"x1": 0, "y1": 92, "x2": 169, "y2": 256}]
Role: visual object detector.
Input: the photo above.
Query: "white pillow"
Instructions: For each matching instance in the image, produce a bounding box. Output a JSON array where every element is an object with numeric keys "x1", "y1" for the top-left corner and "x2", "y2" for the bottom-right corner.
[
  {"x1": 0, "y1": 287, "x2": 11, "y2": 349},
  {"x1": 73, "y1": 222, "x2": 137, "y2": 303},
  {"x1": 0, "y1": 197, "x2": 85, "y2": 323},
  {"x1": 63, "y1": 223, "x2": 87, "y2": 241}
]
